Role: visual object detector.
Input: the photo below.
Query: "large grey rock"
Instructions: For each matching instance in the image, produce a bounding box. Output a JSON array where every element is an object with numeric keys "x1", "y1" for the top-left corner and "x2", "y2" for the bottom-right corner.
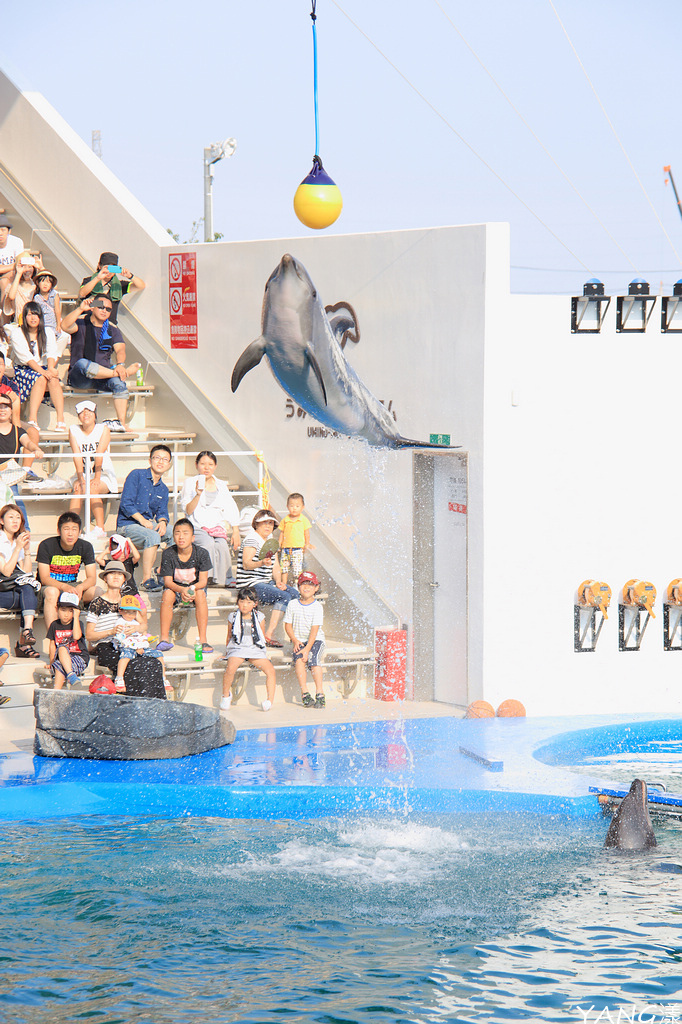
[{"x1": 33, "y1": 690, "x2": 236, "y2": 760}]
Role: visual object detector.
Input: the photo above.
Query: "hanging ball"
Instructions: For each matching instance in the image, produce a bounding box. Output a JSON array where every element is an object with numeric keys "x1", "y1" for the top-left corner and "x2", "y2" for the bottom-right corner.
[
  {"x1": 294, "y1": 155, "x2": 343, "y2": 229},
  {"x1": 496, "y1": 699, "x2": 526, "y2": 718},
  {"x1": 465, "y1": 700, "x2": 495, "y2": 719}
]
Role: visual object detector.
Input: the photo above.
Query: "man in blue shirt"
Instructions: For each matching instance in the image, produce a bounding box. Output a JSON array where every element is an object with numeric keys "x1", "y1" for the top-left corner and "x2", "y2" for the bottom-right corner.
[{"x1": 117, "y1": 445, "x2": 172, "y2": 591}]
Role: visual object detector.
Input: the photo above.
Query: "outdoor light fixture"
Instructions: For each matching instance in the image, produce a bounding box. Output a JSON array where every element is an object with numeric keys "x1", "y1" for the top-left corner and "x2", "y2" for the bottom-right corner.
[
  {"x1": 571, "y1": 279, "x2": 611, "y2": 334},
  {"x1": 661, "y1": 279, "x2": 682, "y2": 332},
  {"x1": 616, "y1": 279, "x2": 656, "y2": 333},
  {"x1": 203, "y1": 138, "x2": 237, "y2": 242}
]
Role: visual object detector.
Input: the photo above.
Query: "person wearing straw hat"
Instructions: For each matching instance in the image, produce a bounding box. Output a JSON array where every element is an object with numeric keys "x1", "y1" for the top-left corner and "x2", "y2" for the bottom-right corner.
[
  {"x1": 85, "y1": 559, "x2": 138, "y2": 676},
  {"x1": 33, "y1": 268, "x2": 62, "y2": 335}
]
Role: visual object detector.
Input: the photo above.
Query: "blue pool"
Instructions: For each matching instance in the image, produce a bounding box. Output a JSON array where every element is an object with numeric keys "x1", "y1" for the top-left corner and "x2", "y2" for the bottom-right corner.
[{"x1": 3, "y1": 714, "x2": 682, "y2": 1022}]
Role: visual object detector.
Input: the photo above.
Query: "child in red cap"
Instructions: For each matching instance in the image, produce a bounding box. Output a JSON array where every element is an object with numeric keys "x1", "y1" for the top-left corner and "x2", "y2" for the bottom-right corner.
[{"x1": 284, "y1": 571, "x2": 326, "y2": 708}]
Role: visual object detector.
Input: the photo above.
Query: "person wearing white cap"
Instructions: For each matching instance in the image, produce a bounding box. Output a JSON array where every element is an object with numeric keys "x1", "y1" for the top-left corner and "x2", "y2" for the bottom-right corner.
[{"x1": 68, "y1": 400, "x2": 117, "y2": 538}]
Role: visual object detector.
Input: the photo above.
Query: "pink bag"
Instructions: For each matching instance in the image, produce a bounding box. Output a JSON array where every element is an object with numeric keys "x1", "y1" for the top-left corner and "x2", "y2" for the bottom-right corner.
[{"x1": 204, "y1": 525, "x2": 228, "y2": 540}]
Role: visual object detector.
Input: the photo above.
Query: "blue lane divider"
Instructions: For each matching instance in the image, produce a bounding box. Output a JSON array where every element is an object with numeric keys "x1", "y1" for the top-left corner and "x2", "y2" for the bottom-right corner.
[{"x1": 589, "y1": 786, "x2": 682, "y2": 807}]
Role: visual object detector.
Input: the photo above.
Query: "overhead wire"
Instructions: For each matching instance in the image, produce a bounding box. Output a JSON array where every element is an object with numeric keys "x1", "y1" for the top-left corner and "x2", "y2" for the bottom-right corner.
[
  {"x1": 433, "y1": 0, "x2": 639, "y2": 275},
  {"x1": 548, "y1": 0, "x2": 682, "y2": 266},
  {"x1": 328, "y1": 0, "x2": 593, "y2": 275}
]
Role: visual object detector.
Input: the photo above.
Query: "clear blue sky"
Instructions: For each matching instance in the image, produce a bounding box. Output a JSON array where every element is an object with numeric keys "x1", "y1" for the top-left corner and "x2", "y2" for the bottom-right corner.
[{"x1": 4, "y1": 0, "x2": 682, "y2": 294}]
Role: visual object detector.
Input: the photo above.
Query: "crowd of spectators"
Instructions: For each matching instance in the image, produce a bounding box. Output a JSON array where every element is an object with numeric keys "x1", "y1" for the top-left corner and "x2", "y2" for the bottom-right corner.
[{"x1": 0, "y1": 220, "x2": 320, "y2": 710}]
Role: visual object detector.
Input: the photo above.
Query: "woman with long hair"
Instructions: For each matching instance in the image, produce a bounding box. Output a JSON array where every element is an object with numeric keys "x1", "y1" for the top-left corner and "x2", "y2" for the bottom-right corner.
[
  {"x1": 181, "y1": 450, "x2": 240, "y2": 585},
  {"x1": 7, "y1": 301, "x2": 65, "y2": 430},
  {"x1": 0, "y1": 503, "x2": 40, "y2": 657}
]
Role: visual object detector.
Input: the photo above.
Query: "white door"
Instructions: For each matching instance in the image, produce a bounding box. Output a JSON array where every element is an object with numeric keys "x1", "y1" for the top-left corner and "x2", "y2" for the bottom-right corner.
[
  {"x1": 432, "y1": 454, "x2": 468, "y2": 703},
  {"x1": 413, "y1": 453, "x2": 468, "y2": 705}
]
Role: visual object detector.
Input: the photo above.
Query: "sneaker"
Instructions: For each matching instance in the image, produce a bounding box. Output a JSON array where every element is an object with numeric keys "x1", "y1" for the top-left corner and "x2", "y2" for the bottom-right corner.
[
  {"x1": 24, "y1": 469, "x2": 42, "y2": 482},
  {"x1": 261, "y1": 699, "x2": 272, "y2": 712},
  {"x1": 156, "y1": 640, "x2": 174, "y2": 652},
  {"x1": 103, "y1": 418, "x2": 126, "y2": 433},
  {"x1": 141, "y1": 577, "x2": 163, "y2": 592},
  {"x1": 66, "y1": 672, "x2": 78, "y2": 687},
  {"x1": 114, "y1": 676, "x2": 126, "y2": 693},
  {"x1": 0, "y1": 694, "x2": 10, "y2": 707},
  {"x1": 220, "y1": 694, "x2": 232, "y2": 710},
  {"x1": 301, "y1": 693, "x2": 315, "y2": 708},
  {"x1": 314, "y1": 693, "x2": 326, "y2": 708}
]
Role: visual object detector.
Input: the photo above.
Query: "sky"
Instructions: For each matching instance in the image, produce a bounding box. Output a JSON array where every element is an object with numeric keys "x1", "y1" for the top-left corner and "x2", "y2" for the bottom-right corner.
[{"x1": 3, "y1": 0, "x2": 682, "y2": 295}]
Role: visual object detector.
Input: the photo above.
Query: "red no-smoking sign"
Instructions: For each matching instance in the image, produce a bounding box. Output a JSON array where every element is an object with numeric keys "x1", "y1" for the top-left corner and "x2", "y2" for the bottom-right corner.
[{"x1": 168, "y1": 252, "x2": 198, "y2": 349}]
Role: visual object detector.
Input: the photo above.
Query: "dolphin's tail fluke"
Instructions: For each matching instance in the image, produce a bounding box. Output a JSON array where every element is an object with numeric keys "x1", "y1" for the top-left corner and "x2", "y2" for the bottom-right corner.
[{"x1": 390, "y1": 436, "x2": 461, "y2": 450}]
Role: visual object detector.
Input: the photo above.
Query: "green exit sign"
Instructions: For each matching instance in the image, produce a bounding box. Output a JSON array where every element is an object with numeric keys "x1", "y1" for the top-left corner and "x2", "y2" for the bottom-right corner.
[{"x1": 429, "y1": 433, "x2": 450, "y2": 446}]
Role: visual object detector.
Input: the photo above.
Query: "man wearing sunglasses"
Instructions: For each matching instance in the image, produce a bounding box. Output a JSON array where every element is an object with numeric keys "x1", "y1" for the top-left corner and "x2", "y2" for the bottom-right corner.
[{"x1": 62, "y1": 296, "x2": 141, "y2": 433}]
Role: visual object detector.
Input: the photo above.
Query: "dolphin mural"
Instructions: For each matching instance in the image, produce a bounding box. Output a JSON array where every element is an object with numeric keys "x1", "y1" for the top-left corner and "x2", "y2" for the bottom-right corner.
[
  {"x1": 603, "y1": 779, "x2": 657, "y2": 851},
  {"x1": 231, "y1": 254, "x2": 456, "y2": 449}
]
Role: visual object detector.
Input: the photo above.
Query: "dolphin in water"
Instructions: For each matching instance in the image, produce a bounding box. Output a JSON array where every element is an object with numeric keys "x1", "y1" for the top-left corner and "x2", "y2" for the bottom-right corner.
[
  {"x1": 603, "y1": 779, "x2": 657, "y2": 851},
  {"x1": 231, "y1": 254, "x2": 456, "y2": 449}
]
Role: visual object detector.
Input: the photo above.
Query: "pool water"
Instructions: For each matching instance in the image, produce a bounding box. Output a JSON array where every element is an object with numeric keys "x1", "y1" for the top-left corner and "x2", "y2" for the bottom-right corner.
[{"x1": 3, "y1": 812, "x2": 682, "y2": 1023}]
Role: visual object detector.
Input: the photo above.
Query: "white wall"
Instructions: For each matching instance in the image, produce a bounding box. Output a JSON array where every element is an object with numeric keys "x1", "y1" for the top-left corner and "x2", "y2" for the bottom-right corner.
[{"x1": 482, "y1": 290, "x2": 682, "y2": 715}]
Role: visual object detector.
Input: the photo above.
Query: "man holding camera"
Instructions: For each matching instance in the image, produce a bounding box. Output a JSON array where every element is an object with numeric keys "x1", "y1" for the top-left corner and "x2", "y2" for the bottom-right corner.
[{"x1": 78, "y1": 251, "x2": 145, "y2": 326}]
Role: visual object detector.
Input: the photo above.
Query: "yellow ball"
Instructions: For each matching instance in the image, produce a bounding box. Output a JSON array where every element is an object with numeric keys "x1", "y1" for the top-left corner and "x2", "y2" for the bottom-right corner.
[{"x1": 293, "y1": 157, "x2": 343, "y2": 229}]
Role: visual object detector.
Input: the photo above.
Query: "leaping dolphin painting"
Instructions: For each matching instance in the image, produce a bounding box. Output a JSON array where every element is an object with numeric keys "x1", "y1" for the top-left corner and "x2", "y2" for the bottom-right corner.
[{"x1": 231, "y1": 254, "x2": 456, "y2": 449}]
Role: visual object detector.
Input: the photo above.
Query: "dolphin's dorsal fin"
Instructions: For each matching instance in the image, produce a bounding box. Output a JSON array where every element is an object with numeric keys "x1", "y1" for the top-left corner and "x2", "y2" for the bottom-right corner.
[
  {"x1": 305, "y1": 346, "x2": 328, "y2": 406},
  {"x1": 231, "y1": 337, "x2": 267, "y2": 393},
  {"x1": 326, "y1": 301, "x2": 359, "y2": 351}
]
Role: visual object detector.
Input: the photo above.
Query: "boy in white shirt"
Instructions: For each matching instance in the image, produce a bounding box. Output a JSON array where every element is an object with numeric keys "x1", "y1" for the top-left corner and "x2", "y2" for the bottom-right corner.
[{"x1": 284, "y1": 570, "x2": 325, "y2": 708}]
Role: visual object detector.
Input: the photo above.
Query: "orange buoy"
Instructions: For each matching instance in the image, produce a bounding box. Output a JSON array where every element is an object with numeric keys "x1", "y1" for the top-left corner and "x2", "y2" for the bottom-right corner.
[
  {"x1": 465, "y1": 700, "x2": 495, "y2": 719},
  {"x1": 496, "y1": 699, "x2": 526, "y2": 718}
]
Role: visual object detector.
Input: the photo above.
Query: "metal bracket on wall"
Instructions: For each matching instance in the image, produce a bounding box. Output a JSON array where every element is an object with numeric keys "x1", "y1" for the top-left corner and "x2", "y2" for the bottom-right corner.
[
  {"x1": 574, "y1": 604, "x2": 606, "y2": 652},
  {"x1": 619, "y1": 604, "x2": 651, "y2": 651},
  {"x1": 663, "y1": 603, "x2": 682, "y2": 650}
]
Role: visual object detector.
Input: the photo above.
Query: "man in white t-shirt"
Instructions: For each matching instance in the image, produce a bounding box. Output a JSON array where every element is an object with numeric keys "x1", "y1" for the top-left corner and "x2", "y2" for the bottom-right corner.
[{"x1": 0, "y1": 214, "x2": 25, "y2": 279}]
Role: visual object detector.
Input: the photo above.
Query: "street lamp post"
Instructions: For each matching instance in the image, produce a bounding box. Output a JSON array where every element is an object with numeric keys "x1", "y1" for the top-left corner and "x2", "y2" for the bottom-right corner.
[{"x1": 203, "y1": 138, "x2": 237, "y2": 242}]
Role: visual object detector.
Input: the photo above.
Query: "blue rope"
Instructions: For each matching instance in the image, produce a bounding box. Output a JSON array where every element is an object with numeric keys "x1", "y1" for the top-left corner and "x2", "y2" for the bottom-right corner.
[{"x1": 311, "y1": 1, "x2": 319, "y2": 156}]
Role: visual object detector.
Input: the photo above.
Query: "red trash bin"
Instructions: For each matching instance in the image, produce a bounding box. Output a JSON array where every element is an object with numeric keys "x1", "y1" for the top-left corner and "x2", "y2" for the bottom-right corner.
[{"x1": 374, "y1": 628, "x2": 407, "y2": 701}]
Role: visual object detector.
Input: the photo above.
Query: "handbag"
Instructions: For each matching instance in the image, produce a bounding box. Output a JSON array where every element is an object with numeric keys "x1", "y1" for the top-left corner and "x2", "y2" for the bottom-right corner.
[
  {"x1": 204, "y1": 525, "x2": 229, "y2": 540},
  {"x1": 0, "y1": 568, "x2": 41, "y2": 592}
]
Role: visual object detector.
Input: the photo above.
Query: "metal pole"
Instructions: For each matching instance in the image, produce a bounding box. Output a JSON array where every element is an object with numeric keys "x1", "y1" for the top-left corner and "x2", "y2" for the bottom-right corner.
[
  {"x1": 203, "y1": 149, "x2": 213, "y2": 243},
  {"x1": 84, "y1": 454, "x2": 91, "y2": 531}
]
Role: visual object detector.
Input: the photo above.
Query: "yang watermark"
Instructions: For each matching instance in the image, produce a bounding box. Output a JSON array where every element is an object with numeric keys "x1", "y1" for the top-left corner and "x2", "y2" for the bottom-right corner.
[{"x1": 571, "y1": 1006, "x2": 682, "y2": 1023}]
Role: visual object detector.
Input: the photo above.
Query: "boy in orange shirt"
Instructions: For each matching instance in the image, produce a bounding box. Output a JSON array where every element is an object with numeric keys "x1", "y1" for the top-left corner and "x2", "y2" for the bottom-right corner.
[{"x1": 278, "y1": 493, "x2": 313, "y2": 587}]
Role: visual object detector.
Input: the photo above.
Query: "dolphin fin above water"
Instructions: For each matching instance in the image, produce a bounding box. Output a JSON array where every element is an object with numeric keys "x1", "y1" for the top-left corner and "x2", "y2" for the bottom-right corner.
[
  {"x1": 604, "y1": 779, "x2": 657, "y2": 851},
  {"x1": 231, "y1": 254, "x2": 459, "y2": 449}
]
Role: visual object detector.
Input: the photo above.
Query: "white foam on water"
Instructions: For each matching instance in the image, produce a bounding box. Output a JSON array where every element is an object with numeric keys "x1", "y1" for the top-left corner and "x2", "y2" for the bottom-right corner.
[{"x1": 188, "y1": 819, "x2": 469, "y2": 886}]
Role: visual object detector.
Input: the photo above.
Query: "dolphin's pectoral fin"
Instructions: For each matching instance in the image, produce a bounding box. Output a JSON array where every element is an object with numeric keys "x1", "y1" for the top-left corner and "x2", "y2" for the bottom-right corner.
[
  {"x1": 305, "y1": 346, "x2": 328, "y2": 406},
  {"x1": 231, "y1": 337, "x2": 267, "y2": 393}
]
